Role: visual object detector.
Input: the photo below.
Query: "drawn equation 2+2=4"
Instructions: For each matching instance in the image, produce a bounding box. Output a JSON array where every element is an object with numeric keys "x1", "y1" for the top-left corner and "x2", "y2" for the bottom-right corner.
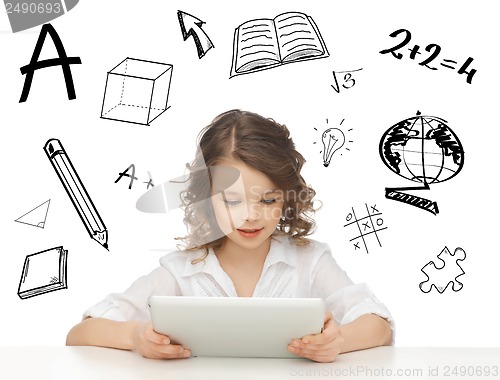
[{"x1": 379, "y1": 28, "x2": 477, "y2": 84}]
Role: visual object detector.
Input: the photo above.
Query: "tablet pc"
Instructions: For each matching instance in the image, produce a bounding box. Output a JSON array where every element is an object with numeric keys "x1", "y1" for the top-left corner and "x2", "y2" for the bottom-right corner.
[{"x1": 148, "y1": 296, "x2": 325, "y2": 358}]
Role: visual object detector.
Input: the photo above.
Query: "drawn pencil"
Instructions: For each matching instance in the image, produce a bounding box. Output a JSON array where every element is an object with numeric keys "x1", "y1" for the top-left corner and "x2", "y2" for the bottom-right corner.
[{"x1": 44, "y1": 138, "x2": 108, "y2": 249}]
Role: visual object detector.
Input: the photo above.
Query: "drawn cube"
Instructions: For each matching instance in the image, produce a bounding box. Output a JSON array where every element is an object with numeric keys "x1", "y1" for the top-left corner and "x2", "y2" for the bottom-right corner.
[{"x1": 100, "y1": 58, "x2": 173, "y2": 125}]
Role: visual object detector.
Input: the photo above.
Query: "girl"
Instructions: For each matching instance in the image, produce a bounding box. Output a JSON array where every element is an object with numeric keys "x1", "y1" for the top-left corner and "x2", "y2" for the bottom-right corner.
[{"x1": 67, "y1": 110, "x2": 393, "y2": 363}]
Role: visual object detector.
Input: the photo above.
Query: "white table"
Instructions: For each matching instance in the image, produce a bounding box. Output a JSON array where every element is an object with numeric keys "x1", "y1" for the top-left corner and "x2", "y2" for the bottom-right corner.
[{"x1": 1, "y1": 346, "x2": 499, "y2": 379}]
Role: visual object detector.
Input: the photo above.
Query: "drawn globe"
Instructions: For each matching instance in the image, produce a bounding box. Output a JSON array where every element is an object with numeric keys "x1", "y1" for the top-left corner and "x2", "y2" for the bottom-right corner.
[{"x1": 379, "y1": 113, "x2": 464, "y2": 185}]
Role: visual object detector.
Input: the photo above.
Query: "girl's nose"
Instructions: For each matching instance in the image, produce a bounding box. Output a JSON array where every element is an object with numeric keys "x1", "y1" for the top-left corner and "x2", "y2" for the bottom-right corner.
[{"x1": 241, "y1": 202, "x2": 259, "y2": 222}]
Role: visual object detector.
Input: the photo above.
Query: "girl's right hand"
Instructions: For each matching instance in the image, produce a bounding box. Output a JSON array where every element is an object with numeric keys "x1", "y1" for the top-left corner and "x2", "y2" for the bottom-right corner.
[{"x1": 132, "y1": 321, "x2": 191, "y2": 359}]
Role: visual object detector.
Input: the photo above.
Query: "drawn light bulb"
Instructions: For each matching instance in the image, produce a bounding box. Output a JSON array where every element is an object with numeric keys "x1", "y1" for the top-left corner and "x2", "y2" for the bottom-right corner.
[{"x1": 322, "y1": 128, "x2": 345, "y2": 167}]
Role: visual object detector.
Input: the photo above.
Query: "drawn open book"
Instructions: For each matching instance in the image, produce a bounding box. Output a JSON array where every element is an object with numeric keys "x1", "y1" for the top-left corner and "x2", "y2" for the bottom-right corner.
[
  {"x1": 18, "y1": 246, "x2": 68, "y2": 299},
  {"x1": 230, "y1": 11, "x2": 329, "y2": 77}
]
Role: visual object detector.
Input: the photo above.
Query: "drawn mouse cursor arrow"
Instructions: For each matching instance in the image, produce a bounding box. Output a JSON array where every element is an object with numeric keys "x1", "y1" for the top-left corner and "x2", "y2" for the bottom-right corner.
[{"x1": 177, "y1": 10, "x2": 214, "y2": 59}]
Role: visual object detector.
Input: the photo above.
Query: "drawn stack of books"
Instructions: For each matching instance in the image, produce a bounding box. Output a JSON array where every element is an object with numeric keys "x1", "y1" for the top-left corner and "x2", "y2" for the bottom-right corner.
[{"x1": 18, "y1": 246, "x2": 68, "y2": 299}]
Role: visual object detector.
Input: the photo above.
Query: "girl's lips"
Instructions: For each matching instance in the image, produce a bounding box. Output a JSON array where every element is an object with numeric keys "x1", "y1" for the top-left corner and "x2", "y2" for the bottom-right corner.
[{"x1": 237, "y1": 228, "x2": 263, "y2": 238}]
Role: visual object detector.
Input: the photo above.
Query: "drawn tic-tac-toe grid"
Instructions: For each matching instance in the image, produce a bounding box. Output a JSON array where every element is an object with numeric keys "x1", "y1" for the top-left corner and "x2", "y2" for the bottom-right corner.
[{"x1": 344, "y1": 203, "x2": 388, "y2": 253}]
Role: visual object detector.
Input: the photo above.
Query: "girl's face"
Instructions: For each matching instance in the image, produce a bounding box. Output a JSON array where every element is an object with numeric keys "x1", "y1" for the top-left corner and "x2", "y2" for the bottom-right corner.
[{"x1": 210, "y1": 158, "x2": 284, "y2": 253}]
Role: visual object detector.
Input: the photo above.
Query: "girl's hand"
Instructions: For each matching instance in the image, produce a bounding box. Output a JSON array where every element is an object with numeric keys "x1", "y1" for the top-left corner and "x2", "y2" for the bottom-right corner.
[
  {"x1": 132, "y1": 321, "x2": 191, "y2": 359},
  {"x1": 288, "y1": 312, "x2": 344, "y2": 363}
]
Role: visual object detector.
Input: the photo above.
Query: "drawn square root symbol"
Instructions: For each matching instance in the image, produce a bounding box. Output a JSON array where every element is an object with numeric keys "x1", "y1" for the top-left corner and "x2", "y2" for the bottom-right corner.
[{"x1": 100, "y1": 58, "x2": 173, "y2": 125}]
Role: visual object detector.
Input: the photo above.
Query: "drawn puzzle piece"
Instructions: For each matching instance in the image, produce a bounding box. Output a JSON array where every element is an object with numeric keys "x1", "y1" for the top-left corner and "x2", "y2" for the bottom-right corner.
[
  {"x1": 15, "y1": 199, "x2": 51, "y2": 228},
  {"x1": 419, "y1": 246, "x2": 466, "y2": 293}
]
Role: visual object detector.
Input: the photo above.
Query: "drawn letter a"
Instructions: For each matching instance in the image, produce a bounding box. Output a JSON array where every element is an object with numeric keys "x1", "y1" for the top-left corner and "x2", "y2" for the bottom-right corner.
[
  {"x1": 19, "y1": 23, "x2": 82, "y2": 102},
  {"x1": 115, "y1": 164, "x2": 138, "y2": 189}
]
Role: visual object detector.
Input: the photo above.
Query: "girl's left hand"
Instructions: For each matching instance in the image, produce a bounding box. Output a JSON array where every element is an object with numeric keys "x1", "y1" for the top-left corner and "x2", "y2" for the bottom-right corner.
[{"x1": 288, "y1": 311, "x2": 344, "y2": 363}]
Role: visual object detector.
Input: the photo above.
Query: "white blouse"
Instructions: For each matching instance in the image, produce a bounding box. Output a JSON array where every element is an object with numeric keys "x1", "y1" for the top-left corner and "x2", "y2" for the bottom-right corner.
[{"x1": 83, "y1": 236, "x2": 394, "y2": 336}]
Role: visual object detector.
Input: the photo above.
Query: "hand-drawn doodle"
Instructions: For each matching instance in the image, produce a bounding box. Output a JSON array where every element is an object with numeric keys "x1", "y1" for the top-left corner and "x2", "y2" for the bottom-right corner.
[
  {"x1": 100, "y1": 58, "x2": 173, "y2": 125},
  {"x1": 114, "y1": 164, "x2": 155, "y2": 190},
  {"x1": 18, "y1": 246, "x2": 68, "y2": 299},
  {"x1": 313, "y1": 119, "x2": 353, "y2": 167},
  {"x1": 379, "y1": 111, "x2": 464, "y2": 215},
  {"x1": 420, "y1": 246, "x2": 466, "y2": 293},
  {"x1": 115, "y1": 164, "x2": 138, "y2": 190},
  {"x1": 144, "y1": 171, "x2": 155, "y2": 189},
  {"x1": 19, "y1": 23, "x2": 81, "y2": 102},
  {"x1": 14, "y1": 199, "x2": 51, "y2": 228},
  {"x1": 379, "y1": 28, "x2": 477, "y2": 84},
  {"x1": 230, "y1": 11, "x2": 329, "y2": 77},
  {"x1": 343, "y1": 203, "x2": 387, "y2": 254},
  {"x1": 44, "y1": 139, "x2": 109, "y2": 250},
  {"x1": 4, "y1": 0, "x2": 79, "y2": 33},
  {"x1": 177, "y1": 10, "x2": 214, "y2": 59},
  {"x1": 331, "y1": 68, "x2": 362, "y2": 93}
]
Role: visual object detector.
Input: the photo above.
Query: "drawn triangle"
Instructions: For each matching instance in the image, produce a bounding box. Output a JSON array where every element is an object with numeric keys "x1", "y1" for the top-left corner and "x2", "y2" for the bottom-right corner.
[{"x1": 15, "y1": 199, "x2": 51, "y2": 228}]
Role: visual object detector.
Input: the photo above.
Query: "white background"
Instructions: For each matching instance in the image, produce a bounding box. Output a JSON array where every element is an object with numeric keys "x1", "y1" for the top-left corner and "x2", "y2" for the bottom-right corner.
[{"x1": 0, "y1": 0, "x2": 498, "y2": 348}]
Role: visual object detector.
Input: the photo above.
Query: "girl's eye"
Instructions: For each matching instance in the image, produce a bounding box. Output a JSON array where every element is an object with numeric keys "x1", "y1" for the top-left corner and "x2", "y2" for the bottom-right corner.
[
  {"x1": 261, "y1": 199, "x2": 277, "y2": 205},
  {"x1": 223, "y1": 200, "x2": 241, "y2": 206}
]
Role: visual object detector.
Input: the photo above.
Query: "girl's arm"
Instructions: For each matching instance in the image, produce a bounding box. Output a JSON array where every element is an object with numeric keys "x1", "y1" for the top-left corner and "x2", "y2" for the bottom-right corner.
[
  {"x1": 66, "y1": 317, "x2": 191, "y2": 359},
  {"x1": 309, "y1": 247, "x2": 395, "y2": 355},
  {"x1": 339, "y1": 313, "x2": 392, "y2": 353},
  {"x1": 66, "y1": 317, "x2": 137, "y2": 349},
  {"x1": 288, "y1": 312, "x2": 392, "y2": 363}
]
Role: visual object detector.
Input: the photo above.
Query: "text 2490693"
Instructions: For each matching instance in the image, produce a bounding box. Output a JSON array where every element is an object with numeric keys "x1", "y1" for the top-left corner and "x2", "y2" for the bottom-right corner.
[{"x1": 5, "y1": 2, "x2": 62, "y2": 14}]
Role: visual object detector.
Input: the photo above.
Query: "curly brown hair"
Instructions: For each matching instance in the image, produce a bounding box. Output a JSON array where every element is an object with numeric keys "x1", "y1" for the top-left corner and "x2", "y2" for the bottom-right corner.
[{"x1": 176, "y1": 110, "x2": 317, "y2": 260}]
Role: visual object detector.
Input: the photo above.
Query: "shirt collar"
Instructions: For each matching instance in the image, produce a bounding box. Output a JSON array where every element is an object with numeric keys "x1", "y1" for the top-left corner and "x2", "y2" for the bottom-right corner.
[
  {"x1": 262, "y1": 235, "x2": 297, "y2": 272},
  {"x1": 180, "y1": 235, "x2": 297, "y2": 278}
]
